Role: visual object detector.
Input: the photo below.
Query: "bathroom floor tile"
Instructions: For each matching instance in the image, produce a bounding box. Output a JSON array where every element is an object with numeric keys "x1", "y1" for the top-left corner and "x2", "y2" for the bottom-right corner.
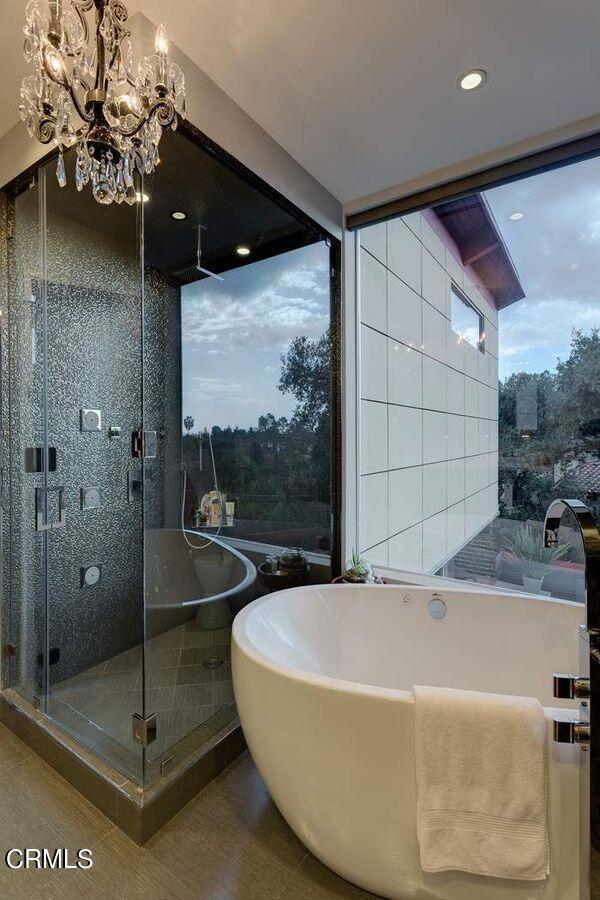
[
  {"x1": 0, "y1": 721, "x2": 32, "y2": 773},
  {"x1": 144, "y1": 756, "x2": 308, "y2": 899},
  {"x1": 280, "y1": 852, "x2": 379, "y2": 899},
  {"x1": 0, "y1": 754, "x2": 113, "y2": 895},
  {"x1": 0, "y1": 749, "x2": 379, "y2": 899},
  {"x1": 46, "y1": 828, "x2": 198, "y2": 900}
]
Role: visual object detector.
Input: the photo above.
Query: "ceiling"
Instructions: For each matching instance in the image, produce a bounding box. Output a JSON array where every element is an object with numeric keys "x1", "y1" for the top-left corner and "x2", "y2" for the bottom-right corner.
[
  {"x1": 3, "y1": 0, "x2": 600, "y2": 204},
  {"x1": 42, "y1": 128, "x2": 313, "y2": 279}
]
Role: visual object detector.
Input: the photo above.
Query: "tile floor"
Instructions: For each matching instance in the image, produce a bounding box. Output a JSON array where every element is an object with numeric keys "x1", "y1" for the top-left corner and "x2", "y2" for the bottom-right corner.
[
  {"x1": 0, "y1": 724, "x2": 377, "y2": 898},
  {"x1": 50, "y1": 620, "x2": 234, "y2": 764}
]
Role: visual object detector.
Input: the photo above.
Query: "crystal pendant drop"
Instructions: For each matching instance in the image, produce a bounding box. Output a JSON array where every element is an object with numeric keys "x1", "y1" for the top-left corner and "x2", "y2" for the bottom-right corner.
[
  {"x1": 123, "y1": 156, "x2": 133, "y2": 188},
  {"x1": 56, "y1": 150, "x2": 66, "y2": 188},
  {"x1": 75, "y1": 158, "x2": 85, "y2": 191}
]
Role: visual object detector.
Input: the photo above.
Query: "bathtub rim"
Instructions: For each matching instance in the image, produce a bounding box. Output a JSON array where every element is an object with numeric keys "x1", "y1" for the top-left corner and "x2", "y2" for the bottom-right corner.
[
  {"x1": 232, "y1": 582, "x2": 583, "y2": 703},
  {"x1": 146, "y1": 529, "x2": 257, "y2": 610}
]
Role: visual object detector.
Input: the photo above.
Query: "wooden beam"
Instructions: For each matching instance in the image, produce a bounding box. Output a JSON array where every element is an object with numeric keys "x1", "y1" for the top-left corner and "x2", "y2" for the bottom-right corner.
[{"x1": 461, "y1": 238, "x2": 500, "y2": 266}]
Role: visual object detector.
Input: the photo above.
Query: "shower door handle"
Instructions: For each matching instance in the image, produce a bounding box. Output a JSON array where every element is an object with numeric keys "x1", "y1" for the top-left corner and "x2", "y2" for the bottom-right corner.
[{"x1": 35, "y1": 485, "x2": 66, "y2": 531}]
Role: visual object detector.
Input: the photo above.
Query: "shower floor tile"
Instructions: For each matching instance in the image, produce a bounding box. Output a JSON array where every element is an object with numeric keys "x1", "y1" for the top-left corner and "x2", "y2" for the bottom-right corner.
[{"x1": 49, "y1": 620, "x2": 233, "y2": 765}]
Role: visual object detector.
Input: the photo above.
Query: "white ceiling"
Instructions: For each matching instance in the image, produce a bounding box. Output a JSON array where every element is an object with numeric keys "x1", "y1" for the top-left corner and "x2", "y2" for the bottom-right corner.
[{"x1": 3, "y1": 0, "x2": 600, "y2": 204}]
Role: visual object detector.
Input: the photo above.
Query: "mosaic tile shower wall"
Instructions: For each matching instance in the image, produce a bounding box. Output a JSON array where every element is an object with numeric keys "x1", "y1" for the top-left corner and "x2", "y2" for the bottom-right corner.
[{"x1": 3, "y1": 177, "x2": 182, "y2": 689}]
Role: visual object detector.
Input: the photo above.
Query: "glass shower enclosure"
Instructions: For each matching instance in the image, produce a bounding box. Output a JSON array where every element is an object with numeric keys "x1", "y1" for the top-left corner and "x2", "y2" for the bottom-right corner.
[{"x1": 1, "y1": 126, "x2": 338, "y2": 787}]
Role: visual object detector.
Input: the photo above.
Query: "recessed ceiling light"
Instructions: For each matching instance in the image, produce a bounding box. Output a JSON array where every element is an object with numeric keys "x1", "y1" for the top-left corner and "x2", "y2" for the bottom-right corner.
[
  {"x1": 171, "y1": 211, "x2": 186, "y2": 220},
  {"x1": 135, "y1": 191, "x2": 150, "y2": 203},
  {"x1": 510, "y1": 212, "x2": 523, "y2": 221},
  {"x1": 458, "y1": 69, "x2": 487, "y2": 91},
  {"x1": 236, "y1": 245, "x2": 251, "y2": 256}
]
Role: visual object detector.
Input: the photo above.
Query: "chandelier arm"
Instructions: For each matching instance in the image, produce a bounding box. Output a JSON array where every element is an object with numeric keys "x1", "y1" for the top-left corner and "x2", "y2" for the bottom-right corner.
[
  {"x1": 112, "y1": 97, "x2": 176, "y2": 138},
  {"x1": 67, "y1": 80, "x2": 95, "y2": 123},
  {"x1": 35, "y1": 113, "x2": 58, "y2": 144}
]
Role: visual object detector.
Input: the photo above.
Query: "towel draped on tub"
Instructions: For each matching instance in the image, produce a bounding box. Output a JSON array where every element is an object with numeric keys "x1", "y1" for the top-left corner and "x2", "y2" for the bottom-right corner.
[{"x1": 413, "y1": 685, "x2": 549, "y2": 881}]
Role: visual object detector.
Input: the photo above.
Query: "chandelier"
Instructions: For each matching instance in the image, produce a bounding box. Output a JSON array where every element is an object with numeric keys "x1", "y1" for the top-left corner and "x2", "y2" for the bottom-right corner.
[{"x1": 19, "y1": 0, "x2": 186, "y2": 205}]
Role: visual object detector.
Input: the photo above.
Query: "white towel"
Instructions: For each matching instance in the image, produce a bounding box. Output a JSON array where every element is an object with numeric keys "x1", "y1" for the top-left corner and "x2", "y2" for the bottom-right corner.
[{"x1": 413, "y1": 685, "x2": 549, "y2": 881}]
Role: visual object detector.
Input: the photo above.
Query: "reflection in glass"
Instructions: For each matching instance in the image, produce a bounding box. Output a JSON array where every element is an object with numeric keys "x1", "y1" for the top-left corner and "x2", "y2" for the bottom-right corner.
[{"x1": 451, "y1": 284, "x2": 483, "y2": 350}]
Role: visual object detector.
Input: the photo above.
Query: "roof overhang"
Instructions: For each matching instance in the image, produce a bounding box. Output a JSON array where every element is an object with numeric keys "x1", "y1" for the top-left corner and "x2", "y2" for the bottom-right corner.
[{"x1": 433, "y1": 193, "x2": 525, "y2": 309}]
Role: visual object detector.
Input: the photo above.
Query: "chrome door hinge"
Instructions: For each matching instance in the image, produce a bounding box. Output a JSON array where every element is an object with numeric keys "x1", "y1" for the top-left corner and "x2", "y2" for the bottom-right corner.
[
  {"x1": 132, "y1": 712, "x2": 157, "y2": 747},
  {"x1": 131, "y1": 429, "x2": 157, "y2": 459}
]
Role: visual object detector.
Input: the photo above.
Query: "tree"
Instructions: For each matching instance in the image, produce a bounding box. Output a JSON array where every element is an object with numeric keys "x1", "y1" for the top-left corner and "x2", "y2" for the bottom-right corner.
[
  {"x1": 257, "y1": 413, "x2": 289, "y2": 433},
  {"x1": 278, "y1": 329, "x2": 331, "y2": 431},
  {"x1": 497, "y1": 327, "x2": 600, "y2": 522},
  {"x1": 554, "y1": 328, "x2": 600, "y2": 439},
  {"x1": 278, "y1": 329, "x2": 332, "y2": 504},
  {"x1": 184, "y1": 415, "x2": 194, "y2": 434}
]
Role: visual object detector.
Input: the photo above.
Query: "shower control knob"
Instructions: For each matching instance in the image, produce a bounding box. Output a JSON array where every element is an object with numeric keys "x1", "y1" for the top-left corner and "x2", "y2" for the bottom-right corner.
[
  {"x1": 552, "y1": 673, "x2": 590, "y2": 700},
  {"x1": 553, "y1": 720, "x2": 591, "y2": 746}
]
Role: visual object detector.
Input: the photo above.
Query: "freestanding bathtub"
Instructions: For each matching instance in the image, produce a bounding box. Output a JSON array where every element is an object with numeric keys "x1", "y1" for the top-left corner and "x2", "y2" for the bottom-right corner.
[{"x1": 232, "y1": 583, "x2": 584, "y2": 900}]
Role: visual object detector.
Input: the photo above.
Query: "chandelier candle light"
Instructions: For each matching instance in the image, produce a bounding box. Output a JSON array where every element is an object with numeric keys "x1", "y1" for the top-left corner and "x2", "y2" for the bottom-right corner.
[{"x1": 19, "y1": 0, "x2": 186, "y2": 204}]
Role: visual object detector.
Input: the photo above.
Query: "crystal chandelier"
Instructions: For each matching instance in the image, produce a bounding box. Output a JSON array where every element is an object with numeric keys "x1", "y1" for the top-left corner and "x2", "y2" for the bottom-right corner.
[{"x1": 19, "y1": 0, "x2": 186, "y2": 204}]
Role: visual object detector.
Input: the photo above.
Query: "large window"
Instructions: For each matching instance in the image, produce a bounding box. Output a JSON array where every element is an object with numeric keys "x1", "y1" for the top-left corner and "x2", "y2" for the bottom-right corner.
[
  {"x1": 358, "y1": 155, "x2": 600, "y2": 602},
  {"x1": 181, "y1": 241, "x2": 334, "y2": 556}
]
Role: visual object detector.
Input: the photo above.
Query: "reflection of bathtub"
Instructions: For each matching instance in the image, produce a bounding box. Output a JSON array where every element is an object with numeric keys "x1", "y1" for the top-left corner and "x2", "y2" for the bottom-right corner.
[
  {"x1": 232, "y1": 584, "x2": 583, "y2": 900},
  {"x1": 145, "y1": 530, "x2": 257, "y2": 634}
]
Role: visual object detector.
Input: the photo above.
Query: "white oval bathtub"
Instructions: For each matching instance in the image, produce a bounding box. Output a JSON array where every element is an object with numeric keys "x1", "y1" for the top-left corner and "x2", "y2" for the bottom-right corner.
[{"x1": 232, "y1": 584, "x2": 584, "y2": 900}]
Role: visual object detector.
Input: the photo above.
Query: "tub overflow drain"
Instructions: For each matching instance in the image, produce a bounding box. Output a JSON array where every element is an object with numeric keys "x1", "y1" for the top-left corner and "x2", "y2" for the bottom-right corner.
[
  {"x1": 203, "y1": 657, "x2": 224, "y2": 670},
  {"x1": 428, "y1": 595, "x2": 447, "y2": 620}
]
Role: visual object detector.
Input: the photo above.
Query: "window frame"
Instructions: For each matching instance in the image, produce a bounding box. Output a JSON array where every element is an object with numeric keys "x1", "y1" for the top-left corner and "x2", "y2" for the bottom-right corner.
[{"x1": 450, "y1": 282, "x2": 485, "y2": 354}]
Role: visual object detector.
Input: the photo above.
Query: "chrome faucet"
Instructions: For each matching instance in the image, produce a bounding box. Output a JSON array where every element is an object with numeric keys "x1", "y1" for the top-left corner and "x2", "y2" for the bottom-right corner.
[
  {"x1": 544, "y1": 498, "x2": 600, "y2": 632},
  {"x1": 544, "y1": 498, "x2": 600, "y2": 746},
  {"x1": 544, "y1": 499, "x2": 600, "y2": 897}
]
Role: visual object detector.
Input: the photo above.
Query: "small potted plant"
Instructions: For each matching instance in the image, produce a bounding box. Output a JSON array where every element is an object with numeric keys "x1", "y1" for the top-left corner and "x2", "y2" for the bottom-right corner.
[
  {"x1": 280, "y1": 547, "x2": 309, "y2": 574},
  {"x1": 333, "y1": 551, "x2": 385, "y2": 584},
  {"x1": 505, "y1": 523, "x2": 569, "y2": 594}
]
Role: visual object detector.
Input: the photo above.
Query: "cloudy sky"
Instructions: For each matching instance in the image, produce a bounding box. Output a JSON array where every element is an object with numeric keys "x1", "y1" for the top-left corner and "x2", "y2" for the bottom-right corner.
[
  {"x1": 181, "y1": 241, "x2": 330, "y2": 431},
  {"x1": 484, "y1": 155, "x2": 600, "y2": 381}
]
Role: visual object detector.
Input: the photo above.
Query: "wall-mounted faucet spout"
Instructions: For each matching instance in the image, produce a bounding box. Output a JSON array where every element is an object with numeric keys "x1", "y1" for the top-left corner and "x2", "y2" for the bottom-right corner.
[
  {"x1": 543, "y1": 498, "x2": 600, "y2": 631},
  {"x1": 544, "y1": 497, "x2": 600, "y2": 876}
]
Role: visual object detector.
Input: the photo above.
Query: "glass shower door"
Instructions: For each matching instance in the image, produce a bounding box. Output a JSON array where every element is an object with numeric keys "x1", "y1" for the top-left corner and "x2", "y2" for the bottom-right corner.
[
  {"x1": 4, "y1": 175, "x2": 47, "y2": 710},
  {"x1": 37, "y1": 156, "x2": 145, "y2": 781}
]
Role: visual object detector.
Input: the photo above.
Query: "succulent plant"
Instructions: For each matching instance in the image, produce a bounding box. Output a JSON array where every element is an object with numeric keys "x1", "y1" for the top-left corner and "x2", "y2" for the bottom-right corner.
[{"x1": 343, "y1": 551, "x2": 375, "y2": 583}]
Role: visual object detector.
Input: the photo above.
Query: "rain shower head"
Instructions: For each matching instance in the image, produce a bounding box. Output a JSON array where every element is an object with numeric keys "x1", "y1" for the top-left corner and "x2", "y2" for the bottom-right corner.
[
  {"x1": 196, "y1": 224, "x2": 224, "y2": 282},
  {"x1": 169, "y1": 224, "x2": 225, "y2": 285}
]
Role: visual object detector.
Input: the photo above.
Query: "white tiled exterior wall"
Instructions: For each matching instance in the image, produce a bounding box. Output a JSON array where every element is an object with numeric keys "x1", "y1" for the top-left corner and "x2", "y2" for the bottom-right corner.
[{"x1": 358, "y1": 213, "x2": 499, "y2": 574}]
